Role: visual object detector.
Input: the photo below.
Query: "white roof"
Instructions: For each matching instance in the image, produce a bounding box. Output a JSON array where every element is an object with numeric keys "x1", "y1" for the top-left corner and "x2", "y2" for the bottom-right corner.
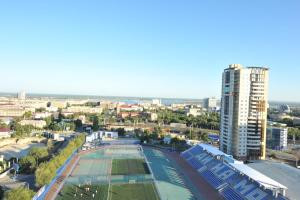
[
  {"x1": 229, "y1": 163, "x2": 287, "y2": 190},
  {"x1": 199, "y1": 144, "x2": 228, "y2": 156}
]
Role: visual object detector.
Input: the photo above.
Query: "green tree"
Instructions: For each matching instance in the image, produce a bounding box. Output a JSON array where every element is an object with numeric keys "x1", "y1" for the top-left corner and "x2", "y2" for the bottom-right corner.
[
  {"x1": 116, "y1": 128, "x2": 125, "y2": 136},
  {"x1": 29, "y1": 147, "x2": 48, "y2": 165},
  {"x1": 5, "y1": 187, "x2": 35, "y2": 200},
  {"x1": 75, "y1": 119, "x2": 83, "y2": 130},
  {"x1": 0, "y1": 185, "x2": 4, "y2": 200},
  {"x1": 0, "y1": 120, "x2": 8, "y2": 129},
  {"x1": 12, "y1": 124, "x2": 34, "y2": 138},
  {"x1": 92, "y1": 116, "x2": 100, "y2": 131},
  {"x1": 19, "y1": 155, "x2": 37, "y2": 173},
  {"x1": 23, "y1": 111, "x2": 33, "y2": 119}
]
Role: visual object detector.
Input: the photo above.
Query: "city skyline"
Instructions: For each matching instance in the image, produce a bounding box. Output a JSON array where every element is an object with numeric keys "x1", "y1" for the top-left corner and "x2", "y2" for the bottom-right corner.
[{"x1": 1, "y1": 1, "x2": 300, "y2": 101}]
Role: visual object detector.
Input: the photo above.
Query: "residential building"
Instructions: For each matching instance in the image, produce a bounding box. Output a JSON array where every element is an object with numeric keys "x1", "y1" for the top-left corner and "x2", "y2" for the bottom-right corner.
[
  {"x1": 293, "y1": 117, "x2": 300, "y2": 126},
  {"x1": 267, "y1": 127, "x2": 288, "y2": 150},
  {"x1": 0, "y1": 128, "x2": 13, "y2": 138},
  {"x1": 220, "y1": 64, "x2": 269, "y2": 160},
  {"x1": 0, "y1": 105, "x2": 26, "y2": 117},
  {"x1": 150, "y1": 113, "x2": 158, "y2": 121},
  {"x1": 186, "y1": 108, "x2": 202, "y2": 117},
  {"x1": 63, "y1": 106, "x2": 103, "y2": 114},
  {"x1": 34, "y1": 112, "x2": 52, "y2": 119},
  {"x1": 204, "y1": 97, "x2": 217, "y2": 109},
  {"x1": 117, "y1": 104, "x2": 143, "y2": 113},
  {"x1": 20, "y1": 120, "x2": 47, "y2": 129},
  {"x1": 152, "y1": 99, "x2": 161, "y2": 106},
  {"x1": 18, "y1": 91, "x2": 26, "y2": 100}
]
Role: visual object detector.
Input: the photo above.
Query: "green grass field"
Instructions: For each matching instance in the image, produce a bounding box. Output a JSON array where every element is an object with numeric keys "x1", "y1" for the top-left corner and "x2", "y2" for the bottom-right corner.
[
  {"x1": 111, "y1": 159, "x2": 150, "y2": 175},
  {"x1": 109, "y1": 183, "x2": 160, "y2": 200},
  {"x1": 56, "y1": 184, "x2": 108, "y2": 200}
]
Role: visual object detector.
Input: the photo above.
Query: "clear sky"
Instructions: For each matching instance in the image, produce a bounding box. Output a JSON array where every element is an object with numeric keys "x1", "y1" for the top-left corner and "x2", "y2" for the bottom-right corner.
[{"x1": 0, "y1": 0, "x2": 299, "y2": 101}]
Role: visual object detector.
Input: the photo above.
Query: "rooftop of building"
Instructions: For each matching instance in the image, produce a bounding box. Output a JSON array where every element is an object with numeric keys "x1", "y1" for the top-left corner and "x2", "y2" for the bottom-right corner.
[{"x1": 247, "y1": 160, "x2": 300, "y2": 200}]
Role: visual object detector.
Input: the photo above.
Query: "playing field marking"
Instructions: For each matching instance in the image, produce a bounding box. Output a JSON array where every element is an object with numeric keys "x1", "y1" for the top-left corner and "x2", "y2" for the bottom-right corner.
[{"x1": 107, "y1": 158, "x2": 112, "y2": 200}]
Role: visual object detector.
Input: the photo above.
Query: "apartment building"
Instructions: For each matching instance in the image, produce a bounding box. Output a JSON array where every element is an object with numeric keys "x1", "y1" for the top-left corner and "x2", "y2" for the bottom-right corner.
[{"x1": 220, "y1": 64, "x2": 269, "y2": 160}]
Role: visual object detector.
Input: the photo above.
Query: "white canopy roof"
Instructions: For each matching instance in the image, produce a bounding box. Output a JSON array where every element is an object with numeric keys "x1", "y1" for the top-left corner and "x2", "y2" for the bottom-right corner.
[{"x1": 229, "y1": 163, "x2": 287, "y2": 190}]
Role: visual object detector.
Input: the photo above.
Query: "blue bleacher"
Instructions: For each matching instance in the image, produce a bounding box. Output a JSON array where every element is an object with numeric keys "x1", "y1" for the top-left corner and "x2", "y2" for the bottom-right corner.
[
  {"x1": 221, "y1": 186, "x2": 244, "y2": 200},
  {"x1": 188, "y1": 157, "x2": 203, "y2": 170},
  {"x1": 189, "y1": 145, "x2": 203, "y2": 155},
  {"x1": 276, "y1": 194, "x2": 287, "y2": 200},
  {"x1": 181, "y1": 151, "x2": 192, "y2": 160},
  {"x1": 200, "y1": 169, "x2": 224, "y2": 189},
  {"x1": 182, "y1": 145, "x2": 288, "y2": 200}
]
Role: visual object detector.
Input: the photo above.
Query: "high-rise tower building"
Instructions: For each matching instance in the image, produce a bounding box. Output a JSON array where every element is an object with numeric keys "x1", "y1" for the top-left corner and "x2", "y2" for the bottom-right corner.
[
  {"x1": 220, "y1": 64, "x2": 269, "y2": 160},
  {"x1": 18, "y1": 90, "x2": 26, "y2": 100}
]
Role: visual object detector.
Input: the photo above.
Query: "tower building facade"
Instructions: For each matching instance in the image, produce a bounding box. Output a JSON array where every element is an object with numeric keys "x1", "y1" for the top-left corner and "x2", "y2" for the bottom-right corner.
[{"x1": 220, "y1": 64, "x2": 269, "y2": 160}]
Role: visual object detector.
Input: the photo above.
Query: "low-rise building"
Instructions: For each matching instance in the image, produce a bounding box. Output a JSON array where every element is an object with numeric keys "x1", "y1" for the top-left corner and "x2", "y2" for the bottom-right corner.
[
  {"x1": 0, "y1": 128, "x2": 13, "y2": 138},
  {"x1": 20, "y1": 120, "x2": 47, "y2": 129},
  {"x1": 170, "y1": 123, "x2": 187, "y2": 129},
  {"x1": 63, "y1": 106, "x2": 103, "y2": 114},
  {"x1": 0, "y1": 105, "x2": 26, "y2": 117},
  {"x1": 186, "y1": 108, "x2": 202, "y2": 117},
  {"x1": 86, "y1": 131, "x2": 118, "y2": 142},
  {"x1": 34, "y1": 112, "x2": 52, "y2": 119},
  {"x1": 150, "y1": 113, "x2": 158, "y2": 121},
  {"x1": 293, "y1": 117, "x2": 300, "y2": 126}
]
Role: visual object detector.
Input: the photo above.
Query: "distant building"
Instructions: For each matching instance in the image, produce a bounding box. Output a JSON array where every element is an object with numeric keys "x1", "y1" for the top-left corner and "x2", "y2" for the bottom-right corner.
[
  {"x1": 293, "y1": 117, "x2": 300, "y2": 126},
  {"x1": 117, "y1": 104, "x2": 143, "y2": 113},
  {"x1": 20, "y1": 120, "x2": 47, "y2": 129},
  {"x1": 204, "y1": 97, "x2": 217, "y2": 109},
  {"x1": 0, "y1": 105, "x2": 26, "y2": 117},
  {"x1": 34, "y1": 112, "x2": 52, "y2": 119},
  {"x1": 279, "y1": 104, "x2": 291, "y2": 113},
  {"x1": 85, "y1": 131, "x2": 118, "y2": 142},
  {"x1": 63, "y1": 106, "x2": 103, "y2": 114},
  {"x1": 150, "y1": 113, "x2": 158, "y2": 121},
  {"x1": 170, "y1": 123, "x2": 187, "y2": 129},
  {"x1": 152, "y1": 99, "x2": 161, "y2": 106},
  {"x1": 186, "y1": 108, "x2": 202, "y2": 117},
  {"x1": 220, "y1": 64, "x2": 269, "y2": 160},
  {"x1": 0, "y1": 127, "x2": 13, "y2": 138},
  {"x1": 267, "y1": 127, "x2": 288, "y2": 150},
  {"x1": 18, "y1": 91, "x2": 26, "y2": 100}
]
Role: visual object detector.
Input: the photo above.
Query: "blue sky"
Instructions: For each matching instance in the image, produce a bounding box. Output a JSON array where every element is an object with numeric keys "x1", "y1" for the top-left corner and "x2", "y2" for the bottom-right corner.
[{"x1": 0, "y1": 0, "x2": 299, "y2": 101}]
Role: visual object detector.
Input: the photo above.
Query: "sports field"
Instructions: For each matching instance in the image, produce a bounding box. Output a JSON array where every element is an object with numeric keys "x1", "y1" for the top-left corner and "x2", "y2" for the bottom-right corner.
[
  {"x1": 111, "y1": 159, "x2": 150, "y2": 175},
  {"x1": 55, "y1": 145, "x2": 159, "y2": 200},
  {"x1": 109, "y1": 183, "x2": 159, "y2": 200},
  {"x1": 56, "y1": 184, "x2": 108, "y2": 200}
]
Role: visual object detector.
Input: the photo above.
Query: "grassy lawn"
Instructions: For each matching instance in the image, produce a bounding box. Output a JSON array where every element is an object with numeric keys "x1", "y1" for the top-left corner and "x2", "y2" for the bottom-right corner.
[
  {"x1": 111, "y1": 159, "x2": 150, "y2": 175},
  {"x1": 56, "y1": 184, "x2": 108, "y2": 200},
  {"x1": 109, "y1": 183, "x2": 159, "y2": 200}
]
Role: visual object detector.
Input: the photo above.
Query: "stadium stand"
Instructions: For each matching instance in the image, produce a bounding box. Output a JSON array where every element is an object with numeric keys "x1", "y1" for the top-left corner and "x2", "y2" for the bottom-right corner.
[{"x1": 181, "y1": 144, "x2": 288, "y2": 200}]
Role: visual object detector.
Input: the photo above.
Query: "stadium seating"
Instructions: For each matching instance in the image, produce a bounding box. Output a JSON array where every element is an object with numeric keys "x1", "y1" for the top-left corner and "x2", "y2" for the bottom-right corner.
[
  {"x1": 181, "y1": 151, "x2": 192, "y2": 160},
  {"x1": 187, "y1": 157, "x2": 203, "y2": 170},
  {"x1": 200, "y1": 169, "x2": 225, "y2": 189},
  {"x1": 189, "y1": 145, "x2": 203, "y2": 155},
  {"x1": 221, "y1": 186, "x2": 244, "y2": 200},
  {"x1": 181, "y1": 145, "x2": 288, "y2": 200}
]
